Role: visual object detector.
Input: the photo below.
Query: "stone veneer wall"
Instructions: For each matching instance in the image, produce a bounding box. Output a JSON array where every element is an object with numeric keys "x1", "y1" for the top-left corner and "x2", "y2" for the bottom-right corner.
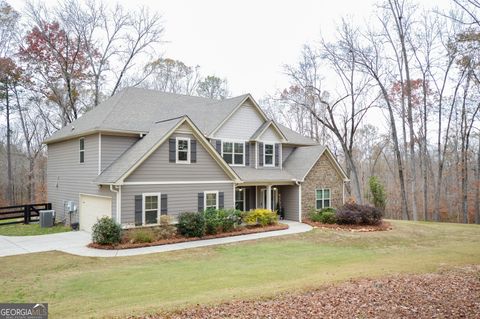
[{"x1": 301, "y1": 153, "x2": 344, "y2": 221}]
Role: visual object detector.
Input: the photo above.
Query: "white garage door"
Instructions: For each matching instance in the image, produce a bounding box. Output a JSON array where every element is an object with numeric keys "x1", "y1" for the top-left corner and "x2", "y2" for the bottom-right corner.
[{"x1": 79, "y1": 194, "x2": 112, "y2": 232}]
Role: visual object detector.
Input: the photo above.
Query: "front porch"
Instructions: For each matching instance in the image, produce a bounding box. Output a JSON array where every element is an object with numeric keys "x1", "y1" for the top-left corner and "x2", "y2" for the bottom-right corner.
[{"x1": 234, "y1": 184, "x2": 301, "y2": 221}]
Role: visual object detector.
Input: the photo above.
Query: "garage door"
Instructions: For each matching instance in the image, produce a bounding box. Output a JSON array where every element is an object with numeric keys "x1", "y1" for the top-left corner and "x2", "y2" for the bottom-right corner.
[{"x1": 79, "y1": 194, "x2": 112, "y2": 232}]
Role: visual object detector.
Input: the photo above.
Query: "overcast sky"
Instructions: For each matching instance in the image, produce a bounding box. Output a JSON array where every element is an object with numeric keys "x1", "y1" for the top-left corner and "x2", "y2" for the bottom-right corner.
[{"x1": 9, "y1": 0, "x2": 451, "y2": 99}]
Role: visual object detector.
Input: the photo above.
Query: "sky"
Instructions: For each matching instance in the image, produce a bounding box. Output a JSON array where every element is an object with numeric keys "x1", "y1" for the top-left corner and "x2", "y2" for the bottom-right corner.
[{"x1": 8, "y1": 0, "x2": 452, "y2": 99}]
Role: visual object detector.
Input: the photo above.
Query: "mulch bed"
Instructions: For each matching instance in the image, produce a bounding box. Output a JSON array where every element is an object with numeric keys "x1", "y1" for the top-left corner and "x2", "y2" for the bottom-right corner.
[
  {"x1": 303, "y1": 220, "x2": 392, "y2": 232},
  {"x1": 88, "y1": 223, "x2": 289, "y2": 250},
  {"x1": 154, "y1": 266, "x2": 480, "y2": 319}
]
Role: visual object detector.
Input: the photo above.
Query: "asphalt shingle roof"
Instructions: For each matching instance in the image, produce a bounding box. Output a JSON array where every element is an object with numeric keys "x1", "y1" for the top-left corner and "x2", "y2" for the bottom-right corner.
[
  {"x1": 232, "y1": 166, "x2": 295, "y2": 183},
  {"x1": 283, "y1": 145, "x2": 326, "y2": 181}
]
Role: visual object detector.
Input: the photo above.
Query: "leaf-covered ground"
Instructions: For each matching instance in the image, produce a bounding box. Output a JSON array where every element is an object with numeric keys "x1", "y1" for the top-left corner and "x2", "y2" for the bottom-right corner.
[{"x1": 162, "y1": 266, "x2": 480, "y2": 319}]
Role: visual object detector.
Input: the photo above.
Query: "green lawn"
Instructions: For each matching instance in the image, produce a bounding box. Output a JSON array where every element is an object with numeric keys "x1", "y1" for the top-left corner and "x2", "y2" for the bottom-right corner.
[
  {"x1": 0, "y1": 221, "x2": 71, "y2": 236},
  {"x1": 0, "y1": 220, "x2": 479, "y2": 318}
]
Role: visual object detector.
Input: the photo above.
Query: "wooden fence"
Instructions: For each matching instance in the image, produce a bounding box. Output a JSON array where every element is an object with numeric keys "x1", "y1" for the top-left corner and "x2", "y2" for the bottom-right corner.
[{"x1": 0, "y1": 203, "x2": 52, "y2": 225}]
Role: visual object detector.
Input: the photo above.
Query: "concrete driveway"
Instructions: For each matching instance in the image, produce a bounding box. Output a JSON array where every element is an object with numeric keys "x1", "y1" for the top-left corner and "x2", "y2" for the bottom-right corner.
[{"x1": 0, "y1": 220, "x2": 312, "y2": 258}]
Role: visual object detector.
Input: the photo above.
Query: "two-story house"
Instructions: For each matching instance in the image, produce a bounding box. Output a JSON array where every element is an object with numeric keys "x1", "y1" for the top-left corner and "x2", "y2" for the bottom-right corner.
[{"x1": 45, "y1": 88, "x2": 348, "y2": 231}]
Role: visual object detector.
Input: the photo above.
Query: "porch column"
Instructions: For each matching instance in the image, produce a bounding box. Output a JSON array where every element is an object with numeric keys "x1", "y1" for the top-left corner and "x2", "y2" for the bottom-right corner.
[{"x1": 266, "y1": 185, "x2": 272, "y2": 210}]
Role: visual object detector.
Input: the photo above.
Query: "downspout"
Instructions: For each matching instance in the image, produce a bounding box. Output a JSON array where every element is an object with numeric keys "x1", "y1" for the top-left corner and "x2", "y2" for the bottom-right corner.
[{"x1": 110, "y1": 185, "x2": 121, "y2": 224}]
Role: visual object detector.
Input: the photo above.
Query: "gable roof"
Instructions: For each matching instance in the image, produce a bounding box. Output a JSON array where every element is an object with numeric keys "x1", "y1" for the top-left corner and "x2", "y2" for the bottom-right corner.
[
  {"x1": 95, "y1": 116, "x2": 241, "y2": 184},
  {"x1": 276, "y1": 123, "x2": 319, "y2": 146},
  {"x1": 44, "y1": 88, "x2": 249, "y2": 144},
  {"x1": 283, "y1": 145, "x2": 349, "y2": 182},
  {"x1": 250, "y1": 120, "x2": 287, "y2": 142}
]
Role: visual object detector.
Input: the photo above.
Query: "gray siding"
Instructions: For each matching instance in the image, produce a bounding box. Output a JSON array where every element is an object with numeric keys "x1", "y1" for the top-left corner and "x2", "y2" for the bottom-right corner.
[
  {"x1": 47, "y1": 133, "x2": 116, "y2": 222},
  {"x1": 280, "y1": 185, "x2": 300, "y2": 221},
  {"x1": 101, "y1": 135, "x2": 138, "y2": 171},
  {"x1": 214, "y1": 102, "x2": 265, "y2": 140},
  {"x1": 259, "y1": 126, "x2": 282, "y2": 142},
  {"x1": 121, "y1": 183, "x2": 234, "y2": 224},
  {"x1": 126, "y1": 130, "x2": 231, "y2": 182}
]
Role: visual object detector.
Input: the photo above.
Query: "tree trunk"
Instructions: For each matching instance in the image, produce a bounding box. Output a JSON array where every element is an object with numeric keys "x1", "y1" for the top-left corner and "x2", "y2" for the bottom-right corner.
[
  {"x1": 5, "y1": 82, "x2": 13, "y2": 205},
  {"x1": 475, "y1": 134, "x2": 480, "y2": 224}
]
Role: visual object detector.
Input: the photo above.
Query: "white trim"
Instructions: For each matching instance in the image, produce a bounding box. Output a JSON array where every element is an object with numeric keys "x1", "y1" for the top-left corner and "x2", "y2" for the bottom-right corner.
[
  {"x1": 175, "y1": 136, "x2": 191, "y2": 164},
  {"x1": 142, "y1": 192, "x2": 161, "y2": 226},
  {"x1": 298, "y1": 184, "x2": 302, "y2": 222},
  {"x1": 263, "y1": 142, "x2": 275, "y2": 167},
  {"x1": 78, "y1": 193, "x2": 112, "y2": 199},
  {"x1": 123, "y1": 180, "x2": 235, "y2": 185},
  {"x1": 98, "y1": 133, "x2": 102, "y2": 175},
  {"x1": 279, "y1": 143, "x2": 283, "y2": 170},
  {"x1": 204, "y1": 190, "x2": 219, "y2": 210},
  {"x1": 221, "y1": 139, "x2": 246, "y2": 166},
  {"x1": 315, "y1": 188, "x2": 332, "y2": 210},
  {"x1": 253, "y1": 121, "x2": 288, "y2": 143}
]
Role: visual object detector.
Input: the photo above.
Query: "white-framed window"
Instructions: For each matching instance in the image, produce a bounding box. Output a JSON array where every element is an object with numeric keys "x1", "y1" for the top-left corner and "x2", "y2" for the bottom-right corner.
[
  {"x1": 222, "y1": 140, "x2": 245, "y2": 165},
  {"x1": 143, "y1": 193, "x2": 160, "y2": 225},
  {"x1": 316, "y1": 188, "x2": 331, "y2": 210},
  {"x1": 204, "y1": 191, "x2": 219, "y2": 210},
  {"x1": 235, "y1": 188, "x2": 245, "y2": 211},
  {"x1": 176, "y1": 137, "x2": 190, "y2": 164},
  {"x1": 264, "y1": 143, "x2": 274, "y2": 167},
  {"x1": 79, "y1": 137, "x2": 85, "y2": 163}
]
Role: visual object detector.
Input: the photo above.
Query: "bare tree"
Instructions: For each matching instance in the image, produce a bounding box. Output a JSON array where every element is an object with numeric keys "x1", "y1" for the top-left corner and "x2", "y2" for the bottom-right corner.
[{"x1": 196, "y1": 75, "x2": 229, "y2": 100}]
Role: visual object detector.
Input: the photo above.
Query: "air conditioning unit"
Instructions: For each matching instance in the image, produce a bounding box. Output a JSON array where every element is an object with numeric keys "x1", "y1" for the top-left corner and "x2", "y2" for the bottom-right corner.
[{"x1": 40, "y1": 210, "x2": 55, "y2": 228}]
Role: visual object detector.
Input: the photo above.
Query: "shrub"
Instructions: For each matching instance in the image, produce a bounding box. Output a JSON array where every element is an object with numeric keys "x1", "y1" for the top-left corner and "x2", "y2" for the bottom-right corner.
[
  {"x1": 336, "y1": 203, "x2": 383, "y2": 225},
  {"x1": 91, "y1": 217, "x2": 122, "y2": 245},
  {"x1": 204, "y1": 208, "x2": 221, "y2": 235},
  {"x1": 309, "y1": 208, "x2": 336, "y2": 224},
  {"x1": 217, "y1": 209, "x2": 241, "y2": 232},
  {"x1": 177, "y1": 212, "x2": 205, "y2": 237},
  {"x1": 159, "y1": 215, "x2": 171, "y2": 226},
  {"x1": 244, "y1": 209, "x2": 278, "y2": 227},
  {"x1": 369, "y1": 176, "x2": 386, "y2": 211},
  {"x1": 129, "y1": 228, "x2": 155, "y2": 243},
  {"x1": 152, "y1": 225, "x2": 177, "y2": 240}
]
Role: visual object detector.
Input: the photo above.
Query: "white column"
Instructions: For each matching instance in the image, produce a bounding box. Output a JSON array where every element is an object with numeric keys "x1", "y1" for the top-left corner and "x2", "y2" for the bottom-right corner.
[{"x1": 266, "y1": 185, "x2": 272, "y2": 211}]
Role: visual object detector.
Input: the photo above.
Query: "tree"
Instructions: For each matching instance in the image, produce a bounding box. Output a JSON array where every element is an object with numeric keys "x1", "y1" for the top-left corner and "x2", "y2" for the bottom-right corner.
[
  {"x1": 19, "y1": 20, "x2": 91, "y2": 127},
  {"x1": 196, "y1": 75, "x2": 229, "y2": 100},
  {"x1": 369, "y1": 176, "x2": 387, "y2": 211},
  {"x1": 142, "y1": 58, "x2": 200, "y2": 94}
]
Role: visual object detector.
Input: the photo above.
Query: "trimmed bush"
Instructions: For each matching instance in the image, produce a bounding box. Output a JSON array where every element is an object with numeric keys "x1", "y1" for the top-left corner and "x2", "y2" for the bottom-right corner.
[
  {"x1": 309, "y1": 208, "x2": 336, "y2": 224},
  {"x1": 152, "y1": 225, "x2": 177, "y2": 240},
  {"x1": 336, "y1": 203, "x2": 383, "y2": 225},
  {"x1": 244, "y1": 209, "x2": 278, "y2": 227},
  {"x1": 217, "y1": 209, "x2": 241, "y2": 232},
  {"x1": 204, "y1": 208, "x2": 221, "y2": 235},
  {"x1": 91, "y1": 217, "x2": 122, "y2": 245},
  {"x1": 177, "y1": 212, "x2": 205, "y2": 237}
]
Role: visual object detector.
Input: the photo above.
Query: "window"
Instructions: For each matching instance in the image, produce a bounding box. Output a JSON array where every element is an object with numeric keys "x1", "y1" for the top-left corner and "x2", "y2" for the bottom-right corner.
[
  {"x1": 222, "y1": 141, "x2": 244, "y2": 165},
  {"x1": 176, "y1": 137, "x2": 190, "y2": 163},
  {"x1": 79, "y1": 138, "x2": 85, "y2": 163},
  {"x1": 264, "y1": 143, "x2": 274, "y2": 166},
  {"x1": 316, "y1": 189, "x2": 331, "y2": 210},
  {"x1": 235, "y1": 188, "x2": 245, "y2": 211},
  {"x1": 204, "y1": 191, "x2": 218, "y2": 210},
  {"x1": 143, "y1": 193, "x2": 160, "y2": 225}
]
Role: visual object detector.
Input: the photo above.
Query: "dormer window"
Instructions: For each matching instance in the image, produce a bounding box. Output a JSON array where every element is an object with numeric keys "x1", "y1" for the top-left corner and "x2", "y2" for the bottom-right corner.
[
  {"x1": 264, "y1": 143, "x2": 274, "y2": 166},
  {"x1": 79, "y1": 138, "x2": 85, "y2": 163},
  {"x1": 222, "y1": 141, "x2": 244, "y2": 166},
  {"x1": 176, "y1": 137, "x2": 190, "y2": 163}
]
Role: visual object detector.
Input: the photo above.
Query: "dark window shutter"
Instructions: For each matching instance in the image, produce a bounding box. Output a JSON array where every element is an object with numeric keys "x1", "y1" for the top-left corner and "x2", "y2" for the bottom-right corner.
[
  {"x1": 134, "y1": 195, "x2": 142, "y2": 226},
  {"x1": 244, "y1": 188, "x2": 249, "y2": 211},
  {"x1": 219, "y1": 192, "x2": 224, "y2": 209},
  {"x1": 275, "y1": 143, "x2": 280, "y2": 167},
  {"x1": 198, "y1": 193, "x2": 204, "y2": 212},
  {"x1": 258, "y1": 142, "x2": 264, "y2": 167},
  {"x1": 245, "y1": 142, "x2": 250, "y2": 166},
  {"x1": 191, "y1": 140, "x2": 197, "y2": 163},
  {"x1": 161, "y1": 194, "x2": 168, "y2": 215},
  {"x1": 169, "y1": 138, "x2": 176, "y2": 163},
  {"x1": 215, "y1": 139, "x2": 222, "y2": 154}
]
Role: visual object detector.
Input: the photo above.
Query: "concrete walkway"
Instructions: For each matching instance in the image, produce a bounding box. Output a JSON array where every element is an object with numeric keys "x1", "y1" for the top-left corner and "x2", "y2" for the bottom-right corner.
[{"x1": 0, "y1": 221, "x2": 312, "y2": 258}]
